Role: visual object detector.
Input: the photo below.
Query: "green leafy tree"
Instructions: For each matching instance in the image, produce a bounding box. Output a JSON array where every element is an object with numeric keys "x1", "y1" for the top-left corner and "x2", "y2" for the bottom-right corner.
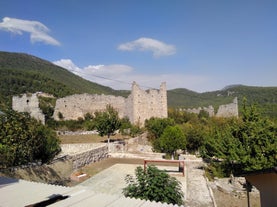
[
  {"x1": 182, "y1": 123, "x2": 205, "y2": 153},
  {"x1": 94, "y1": 105, "x2": 121, "y2": 149},
  {"x1": 119, "y1": 117, "x2": 142, "y2": 137},
  {"x1": 155, "y1": 125, "x2": 187, "y2": 158},
  {"x1": 233, "y1": 102, "x2": 277, "y2": 172},
  {"x1": 201, "y1": 101, "x2": 277, "y2": 175},
  {"x1": 123, "y1": 165, "x2": 184, "y2": 205},
  {"x1": 145, "y1": 117, "x2": 175, "y2": 141},
  {"x1": 0, "y1": 110, "x2": 61, "y2": 167}
]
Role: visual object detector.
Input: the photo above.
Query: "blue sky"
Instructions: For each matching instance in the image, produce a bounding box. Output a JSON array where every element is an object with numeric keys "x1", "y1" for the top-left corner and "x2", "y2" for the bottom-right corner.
[{"x1": 0, "y1": 0, "x2": 276, "y2": 92}]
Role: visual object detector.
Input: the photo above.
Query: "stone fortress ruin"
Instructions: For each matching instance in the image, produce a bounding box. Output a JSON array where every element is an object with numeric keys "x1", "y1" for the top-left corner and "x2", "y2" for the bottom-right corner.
[
  {"x1": 12, "y1": 93, "x2": 46, "y2": 124},
  {"x1": 13, "y1": 82, "x2": 168, "y2": 126},
  {"x1": 182, "y1": 97, "x2": 238, "y2": 118},
  {"x1": 53, "y1": 81, "x2": 168, "y2": 126},
  {"x1": 12, "y1": 82, "x2": 238, "y2": 126}
]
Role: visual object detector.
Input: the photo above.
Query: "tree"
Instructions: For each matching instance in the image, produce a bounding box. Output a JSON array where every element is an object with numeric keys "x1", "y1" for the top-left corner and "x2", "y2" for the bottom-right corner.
[
  {"x1": 94, "y1": 105, "x2": 121, "y2": 150},
  {"x1": 155, "y1": 125, "x2": 186, "y2": 159},
  {"x1": 182, "y1": 123, "x2": 205, "y2": 153},
  {"x1": 145, "y1": 117, "x2": 175, "y2": 141},
  {"x1": 123, "y1": 165, "x2": 184, "y2": 205},
  {"x1": 0, "y1": 109, "x2": 61, "y2": 167},
  {"x1": 200, "y1": 101, "x2": 277, "y2": 175},
  {"x1": 233, "y1": 102, "x2": 277, "y2": 172}
]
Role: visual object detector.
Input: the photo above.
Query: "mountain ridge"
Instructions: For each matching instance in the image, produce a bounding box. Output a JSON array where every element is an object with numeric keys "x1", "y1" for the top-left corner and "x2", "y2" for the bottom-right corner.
[{"x1": 0, "y1": 51, "x2": 276, "y2": 118}]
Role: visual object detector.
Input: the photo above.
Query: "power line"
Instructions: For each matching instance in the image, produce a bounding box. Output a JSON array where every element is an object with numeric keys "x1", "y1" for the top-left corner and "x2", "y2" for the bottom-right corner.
[{"x1": 75, "y1": 70, "x2": 159, "y2": 90}]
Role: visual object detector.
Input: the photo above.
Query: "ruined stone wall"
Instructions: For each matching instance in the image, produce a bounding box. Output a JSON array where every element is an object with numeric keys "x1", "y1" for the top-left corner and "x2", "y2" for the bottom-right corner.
[
  {"x1": 183, "y1": 106, "x2": 215, "y2": 117},
  {"x1": 53, "y1": 93, "x2": 126, "y2": 120},
  {"x1": 12, "y1": 93, "x2": 45, "y2": 124},
  {"x1": 181, "y1": 98, "x2": 238, "y2": 118},
  {"x1": 126, "y1": 82, "x2": 168, "y2": 126},
  {"x1": 13, "y1": 82, "x2": 168, "y2": 126},
  {"x1": 216, "y1": 97, "x2": 238, "y2": 117},
  {"x1": 53, "y1": 82, "x2": 168, "y2": 126}
]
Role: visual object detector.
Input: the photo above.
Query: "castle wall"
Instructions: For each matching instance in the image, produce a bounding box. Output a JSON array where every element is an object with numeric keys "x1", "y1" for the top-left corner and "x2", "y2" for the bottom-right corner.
[
  {"x1": 53, "y1": 93, "x2": 126, "y2": 120},
  {"x1": 181, "y1": 98, "x2": 238, "y2": 118},
  {"x1": 53, "y1": 82, "x2": 168, "y2": 126},
  {"x1": 216, "y1": 97, "x2": 238, "y2": 118},
  {"x1": 12, "y1": 93, "x2": 45, "y2": 124},
  {"x1": 127, "y1": 82, "x2": 167, "y2": 126}
]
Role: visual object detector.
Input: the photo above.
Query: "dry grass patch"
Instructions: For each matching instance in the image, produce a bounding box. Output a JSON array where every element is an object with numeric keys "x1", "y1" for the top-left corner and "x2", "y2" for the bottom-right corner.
[
  {"x1": 59, "y1": 134, "x2": 129, "y2": 144},
  {"x1": 81, "y1": 158, "x2": 144, "y2": 177}
]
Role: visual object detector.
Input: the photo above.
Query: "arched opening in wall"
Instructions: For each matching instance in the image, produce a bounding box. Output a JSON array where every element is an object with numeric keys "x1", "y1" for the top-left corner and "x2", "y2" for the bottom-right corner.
[
  {"x1": 26, "y1": 99, "x2": 29, "y2": 104},
  {"x1": 65, "y1": 105, "x2": 67, "y2": 108}
]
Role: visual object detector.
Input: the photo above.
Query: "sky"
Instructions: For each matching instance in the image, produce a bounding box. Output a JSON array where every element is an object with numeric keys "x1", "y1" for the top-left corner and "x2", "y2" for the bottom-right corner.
[{"x1": 0, "y1": 0, "x2": 276, "y2": 92}]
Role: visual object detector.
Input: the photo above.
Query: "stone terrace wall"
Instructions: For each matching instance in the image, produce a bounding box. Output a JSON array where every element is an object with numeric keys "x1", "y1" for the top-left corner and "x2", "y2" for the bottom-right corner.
[{"x1": 60, "y1": 143, "x2": 108, "y2": 170}]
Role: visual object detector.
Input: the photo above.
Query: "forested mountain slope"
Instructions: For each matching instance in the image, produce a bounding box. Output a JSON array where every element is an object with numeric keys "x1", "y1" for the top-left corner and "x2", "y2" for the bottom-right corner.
[
  {"x1": 1, "y1": 51, "x2": 276, "y2": 118},
  {"x1": 0, "y1": 51, "x2": 129, "y2": 108},
  {"x1": 168, "y1": 85, "x2": 277, "y2": 118}
]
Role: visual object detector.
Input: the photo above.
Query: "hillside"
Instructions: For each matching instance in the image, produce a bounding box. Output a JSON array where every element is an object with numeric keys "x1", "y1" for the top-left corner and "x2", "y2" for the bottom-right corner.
[
  {"x1": 0, "y1": 51, "x2": 129, "y2": 108},
  {"x1": 0, "y1": 51, "x2": 276, "y2": 118},
  {"x1": 168, "y1": 85, "x2": 277, "y2": 118}
]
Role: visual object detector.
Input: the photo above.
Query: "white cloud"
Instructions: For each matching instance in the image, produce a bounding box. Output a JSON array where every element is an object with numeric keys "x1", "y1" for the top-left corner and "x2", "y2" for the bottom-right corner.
[
  {"x1": 84, "y1": 64, "x2": 132, "y2": 76},
  {"x1": 0, "y1": 17, "x2": 60, "y2": 45},
  {"x1": 53, "y1": 59, "x2": 80, "y2": 73},
  {"x1": 53, "y1": 59, "x2": 210, "y2": 92},
  {"x1": 118, "y1": 37, "x2": 176, "y2": 57}
]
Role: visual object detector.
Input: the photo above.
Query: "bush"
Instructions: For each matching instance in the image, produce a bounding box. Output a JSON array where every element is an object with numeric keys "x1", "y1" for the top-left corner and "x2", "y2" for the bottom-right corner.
[
  {"x1": 154, "y1": 125, "x2": 186, "y2": 158},
  {"x1": 200, "y1": 101, "x2": 277, "y2": 176},
  {"x1": 0, "y1": 110, "x2": 61, "y2": 167},
  {"x1": 123, "y1": 165, "x2": 184, "y2": 205}
]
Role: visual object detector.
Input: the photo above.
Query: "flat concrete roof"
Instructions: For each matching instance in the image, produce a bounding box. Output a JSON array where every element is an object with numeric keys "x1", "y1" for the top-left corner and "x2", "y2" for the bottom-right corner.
[{"x1": 0, "y1": 160, "x2": 213, "y2": 207}]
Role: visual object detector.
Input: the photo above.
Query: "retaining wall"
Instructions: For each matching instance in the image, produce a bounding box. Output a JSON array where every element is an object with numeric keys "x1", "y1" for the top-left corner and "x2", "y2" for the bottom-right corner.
[{"x1": 60, "y1": 144, "x2": 109, "y2": 170}]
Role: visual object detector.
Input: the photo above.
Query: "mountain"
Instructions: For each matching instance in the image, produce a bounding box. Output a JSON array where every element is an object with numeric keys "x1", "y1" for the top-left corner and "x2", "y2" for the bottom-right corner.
[
  {"x1": 0, "y1": 51, "x2": 276, "y2": 118},
  {"x1": 168, "y1": 85, "x2": 277, "y2": 118},
  {"x1": 0, "y1": 51, "x2": 129, "y2": 107}
]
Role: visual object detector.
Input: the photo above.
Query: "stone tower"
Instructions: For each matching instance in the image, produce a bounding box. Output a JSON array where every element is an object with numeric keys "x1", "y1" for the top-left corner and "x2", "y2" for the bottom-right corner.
[{"x1": 126, "y1": 81, "x2": 168, "y2": 126}]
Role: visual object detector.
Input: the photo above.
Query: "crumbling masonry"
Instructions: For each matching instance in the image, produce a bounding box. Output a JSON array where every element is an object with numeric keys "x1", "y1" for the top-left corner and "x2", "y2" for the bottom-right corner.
[
  {"x1": 181, "y1": 97, "x2": 238, "y2": 118},
  {"x1": 12, "y1": 93, "x2": 45, "y2": 124},
  {"x1": 53, "y1": 82, "x2": 168, "y2": 126},
  {"x1": 12, "y1": 82, "x2": 238, "y2": 126}
]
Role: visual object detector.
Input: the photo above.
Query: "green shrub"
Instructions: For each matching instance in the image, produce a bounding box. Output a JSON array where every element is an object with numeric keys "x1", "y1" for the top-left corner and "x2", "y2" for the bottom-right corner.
[
  {"x1": 0, "y1": 110, "x2": 61, "y2": 167},
  {"x1": 123, "y1": 165, "x2": 184, "y2": 205}
]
